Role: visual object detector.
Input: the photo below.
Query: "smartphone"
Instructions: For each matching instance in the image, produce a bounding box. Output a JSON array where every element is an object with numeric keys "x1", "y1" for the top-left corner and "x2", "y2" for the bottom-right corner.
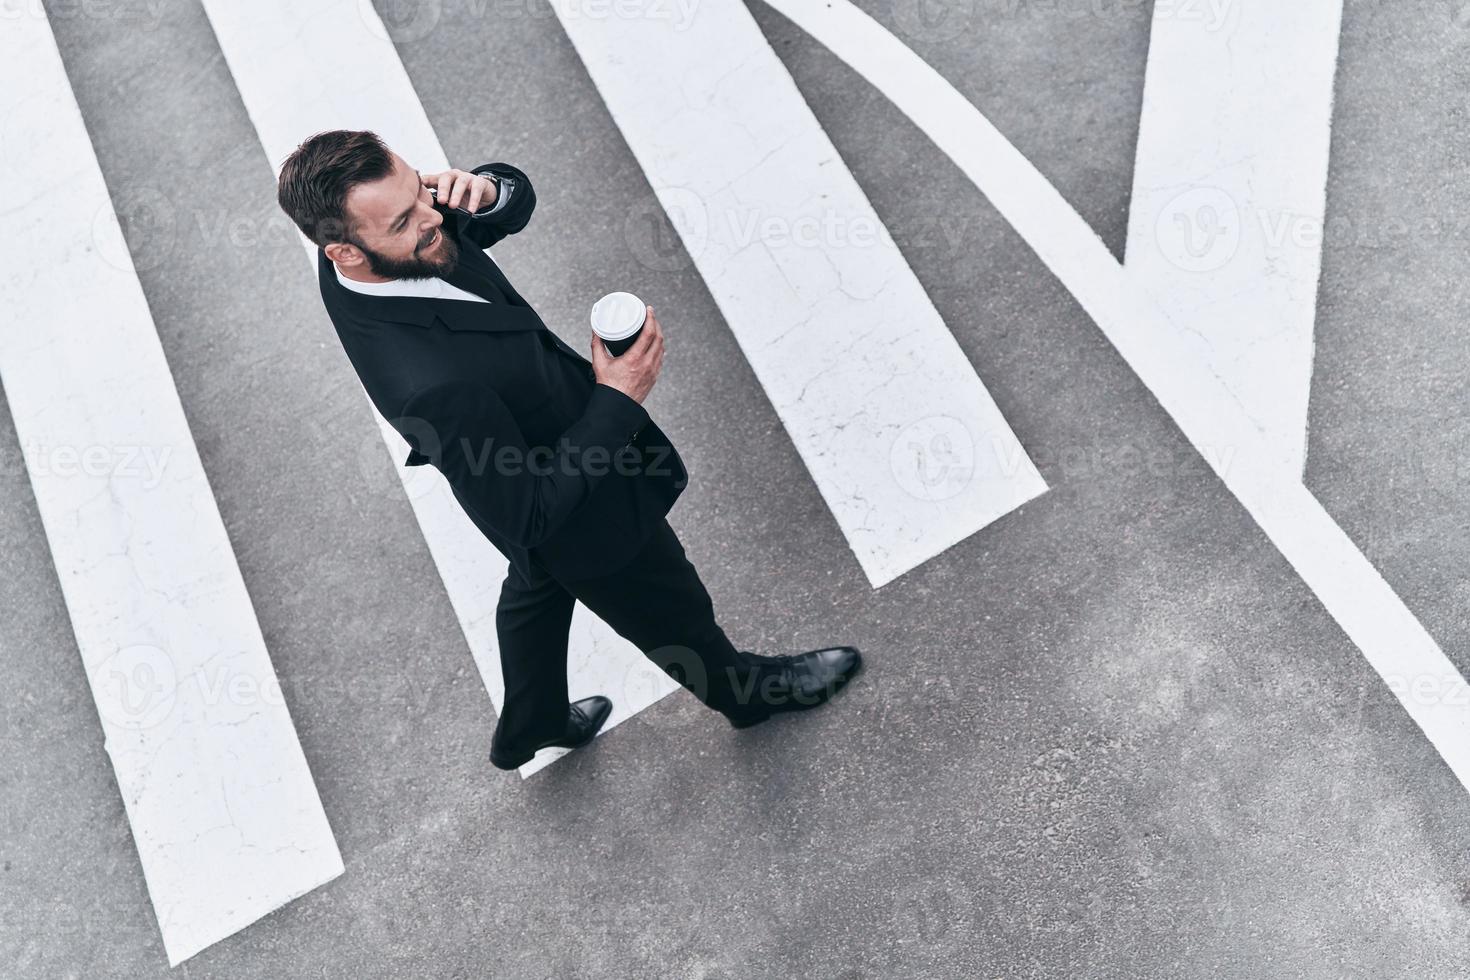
[{"x1": 428, "y1": 185, "x2": 498, "y2": 216}]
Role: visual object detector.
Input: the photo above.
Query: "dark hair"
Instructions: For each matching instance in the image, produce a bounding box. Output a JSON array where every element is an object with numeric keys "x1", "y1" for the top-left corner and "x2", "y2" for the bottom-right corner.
[{"x1": 276, "y1": 129, "x2": 395, "y2": 248}]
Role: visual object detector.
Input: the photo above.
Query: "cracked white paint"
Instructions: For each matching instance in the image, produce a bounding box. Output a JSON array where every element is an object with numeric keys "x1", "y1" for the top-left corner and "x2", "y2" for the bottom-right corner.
[
  {"x1": 0, "y1": 11, "x2": 342, "y2": 966},
  {"x1": 550, "y1": 0, "x2": 1048, "y2": 589},
  {"x1": 1124, "y1": 0, "x2": 1344, "y2": 478},
  {"x1": 767, "y1": 0, "x2": 1470, "y2": 797},
  {"x1": 198, "y1": 0, "x2": 680, "y2": 779}
]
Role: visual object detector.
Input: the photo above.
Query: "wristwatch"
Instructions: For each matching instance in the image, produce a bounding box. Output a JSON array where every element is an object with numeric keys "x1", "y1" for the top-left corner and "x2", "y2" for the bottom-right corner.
[{"x1": 472, "y1": 171, "x2": 514, "y2": 213}]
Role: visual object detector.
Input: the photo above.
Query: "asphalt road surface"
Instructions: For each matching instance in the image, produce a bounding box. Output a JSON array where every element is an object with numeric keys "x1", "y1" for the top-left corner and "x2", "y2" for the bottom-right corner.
[{"x1": 4, "y1": 0, "x2": 1470, "y2": 976}]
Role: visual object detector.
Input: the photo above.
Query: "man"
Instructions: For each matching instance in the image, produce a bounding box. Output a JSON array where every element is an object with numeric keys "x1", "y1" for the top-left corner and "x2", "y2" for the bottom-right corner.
[{"x1": 276, "y1": 129, "x2": 862, "y2": 771}]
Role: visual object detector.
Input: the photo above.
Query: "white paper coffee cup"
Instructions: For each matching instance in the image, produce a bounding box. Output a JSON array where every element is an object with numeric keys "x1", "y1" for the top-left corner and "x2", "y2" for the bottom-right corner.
[{"x1": 590, "y1": 291, "x2": 647, "y2": 356}]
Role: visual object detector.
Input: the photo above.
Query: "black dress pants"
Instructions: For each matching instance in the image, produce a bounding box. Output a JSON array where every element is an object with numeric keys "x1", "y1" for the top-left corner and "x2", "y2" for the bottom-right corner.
[{"x1": 491, "y1": 517, "x2": 774, "y2": 750}]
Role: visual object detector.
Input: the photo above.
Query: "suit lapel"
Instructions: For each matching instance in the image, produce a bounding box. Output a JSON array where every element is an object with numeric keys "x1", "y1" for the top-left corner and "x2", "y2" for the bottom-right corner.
[
  {"x1": 439, "y1": 260, "x2": 505, "y2": 304},
  {"x1": 454, "y1": 248, "x2": 528, "y2": 307},
  {"x1": 432, "y1": 255, "x2": 557, "y2": 335},
  {"x1": 446, "y1": 255, "x2": 592, "y2": 366}
]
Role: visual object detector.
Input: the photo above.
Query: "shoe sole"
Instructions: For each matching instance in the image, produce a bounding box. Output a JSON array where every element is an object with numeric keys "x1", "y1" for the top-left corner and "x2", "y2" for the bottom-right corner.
[{"x1": 489, "y1": 729, "x2": 597, "y2": 770}]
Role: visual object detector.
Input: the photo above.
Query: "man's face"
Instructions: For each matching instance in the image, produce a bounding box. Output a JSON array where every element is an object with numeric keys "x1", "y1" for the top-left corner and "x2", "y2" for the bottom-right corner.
[{"x1": 338, "y1": 152, "x2": 458, "y2": 279}]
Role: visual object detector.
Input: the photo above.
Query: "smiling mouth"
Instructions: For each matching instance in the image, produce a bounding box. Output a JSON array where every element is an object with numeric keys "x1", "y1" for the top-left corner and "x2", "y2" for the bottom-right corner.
[{"x1": 421, "y1": 228, "x2": 440, "y2": 250}]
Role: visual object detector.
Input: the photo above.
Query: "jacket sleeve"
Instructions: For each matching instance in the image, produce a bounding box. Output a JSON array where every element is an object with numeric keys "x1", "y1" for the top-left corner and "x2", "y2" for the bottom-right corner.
[
  {"x1": 395, "y1": 379, "x2": 650, "y2": 548},
  {"x1": 461, "y1": 162, "x2": 536, "y2": 249}
]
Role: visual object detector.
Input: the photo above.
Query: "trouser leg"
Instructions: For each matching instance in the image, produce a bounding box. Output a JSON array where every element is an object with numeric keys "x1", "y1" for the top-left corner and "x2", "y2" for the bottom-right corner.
[
  {"x1": 560, "y1": 518, "x2": 774, "y2": 719},
  {"x1": 492, "y1": 559, "x2": 577, "y2": 750}
]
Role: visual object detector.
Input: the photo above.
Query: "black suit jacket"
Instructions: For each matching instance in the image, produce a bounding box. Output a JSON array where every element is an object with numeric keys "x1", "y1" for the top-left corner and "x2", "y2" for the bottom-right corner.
[{"x1": 317, "y1": 161, "x2": 688, "y2": 584}]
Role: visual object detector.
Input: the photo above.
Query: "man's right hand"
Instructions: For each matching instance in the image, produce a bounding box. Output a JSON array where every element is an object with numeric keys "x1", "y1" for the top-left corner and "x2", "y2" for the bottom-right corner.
[{"x1": 591, "y1": 306, "x2": 664, "y2": 404}]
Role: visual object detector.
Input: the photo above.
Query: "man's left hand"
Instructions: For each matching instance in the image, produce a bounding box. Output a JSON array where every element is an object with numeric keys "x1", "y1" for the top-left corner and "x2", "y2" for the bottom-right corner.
[{"x1": 421, "y1": 168, "x2": 496, "y2": 213}]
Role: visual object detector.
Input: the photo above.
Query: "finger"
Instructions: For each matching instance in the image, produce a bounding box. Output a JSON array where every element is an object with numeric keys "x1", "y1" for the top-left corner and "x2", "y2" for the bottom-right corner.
[
  {"x1": 436, "y1": 172, "x2": 454, "y2": 206},
  {"x1": 589, "y1": 331, "x2": 607, "y2": 366},
  {"x1": 628, "y1": 320, "x2": 657, "y2": 355},
  {"x1": 453, "y1": 171, "x2": 476, "y2": 210},
  {"x1": 465, "y1": 174, "x2": 489, "y2": 213}
]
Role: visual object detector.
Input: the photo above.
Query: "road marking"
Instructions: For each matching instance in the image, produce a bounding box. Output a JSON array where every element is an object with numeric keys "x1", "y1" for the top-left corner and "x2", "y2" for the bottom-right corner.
[
  {"x1": 197, "y1": 0, "x2": 679, "y2": 778},
  {"x1": 1125, "y1": 0, "x2": 1344, "y2": 477},
  {"x1": 550, "y1": 0, "x2": 1048, "y2": 589},
  {"x1": 764, "y1": 0, "x2": 1470, "y2": 794},
  {"x1": 0, "y1": 11, "x2": 342, "y2": 966}
]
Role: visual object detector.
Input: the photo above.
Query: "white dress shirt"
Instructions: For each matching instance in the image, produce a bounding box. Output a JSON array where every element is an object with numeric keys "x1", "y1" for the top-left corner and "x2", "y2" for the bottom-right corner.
[{"x1": 333, "y1": 174, "x2": 513, "y2": 303}]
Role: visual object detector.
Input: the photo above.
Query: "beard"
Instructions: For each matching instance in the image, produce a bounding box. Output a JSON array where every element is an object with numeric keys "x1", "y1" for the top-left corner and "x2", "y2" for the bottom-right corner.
[{"x1": 354, "y1": 221, "x2": 460, "y2": 280}]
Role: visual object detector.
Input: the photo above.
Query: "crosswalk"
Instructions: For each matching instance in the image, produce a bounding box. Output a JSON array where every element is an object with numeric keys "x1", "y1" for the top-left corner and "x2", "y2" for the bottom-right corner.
[
  {"x1": 0, "y1": 9, "x2": 341, "y2": 967},
  {"x1": 768, "y1": 0, "x2": 1470, "y2": 788},
  {"x1": 7, "y1": 0, "x2": 1470, "y2": 970},
  {"x1": 1124, "y1": 0, "x2": 1342, "y2": 478},
  {"x1": 549, "y1": 0, "x2": 1047, "y2": 588}
]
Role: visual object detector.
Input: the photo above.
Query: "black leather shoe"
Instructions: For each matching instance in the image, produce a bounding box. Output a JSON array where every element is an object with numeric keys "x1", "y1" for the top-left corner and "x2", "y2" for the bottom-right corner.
[
  {"x1": 725, "y1": 646, "x2": 863, "y2": 728},
  {"x1": 489, "y1": 695, "x2": 613, "y2": 770}
]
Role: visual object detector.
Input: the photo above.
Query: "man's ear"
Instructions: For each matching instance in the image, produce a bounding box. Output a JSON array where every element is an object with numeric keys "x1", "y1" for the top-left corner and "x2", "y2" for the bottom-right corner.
[{"x1": 323, "y1": 240, "x2": 359, "y2": 265}]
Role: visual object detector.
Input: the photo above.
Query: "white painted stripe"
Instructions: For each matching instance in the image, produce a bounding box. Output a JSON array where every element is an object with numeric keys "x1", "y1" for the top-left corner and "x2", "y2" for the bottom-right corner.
[
  {"x1": 197, "y1": 0, "x2": 679, "y2": 778},
  {"x1": 1125, "y1": 0, "x2": 1343, "y2": 477},
  {"x1": 549, "y1": 0, "x2": 1048, "y2": 589},
  {"x1": 0, "y1": 12, "x2": 342, "y2": 966},
  {"x1": 764, "y1": 0, "x2": 1470, "y2": 793}
]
